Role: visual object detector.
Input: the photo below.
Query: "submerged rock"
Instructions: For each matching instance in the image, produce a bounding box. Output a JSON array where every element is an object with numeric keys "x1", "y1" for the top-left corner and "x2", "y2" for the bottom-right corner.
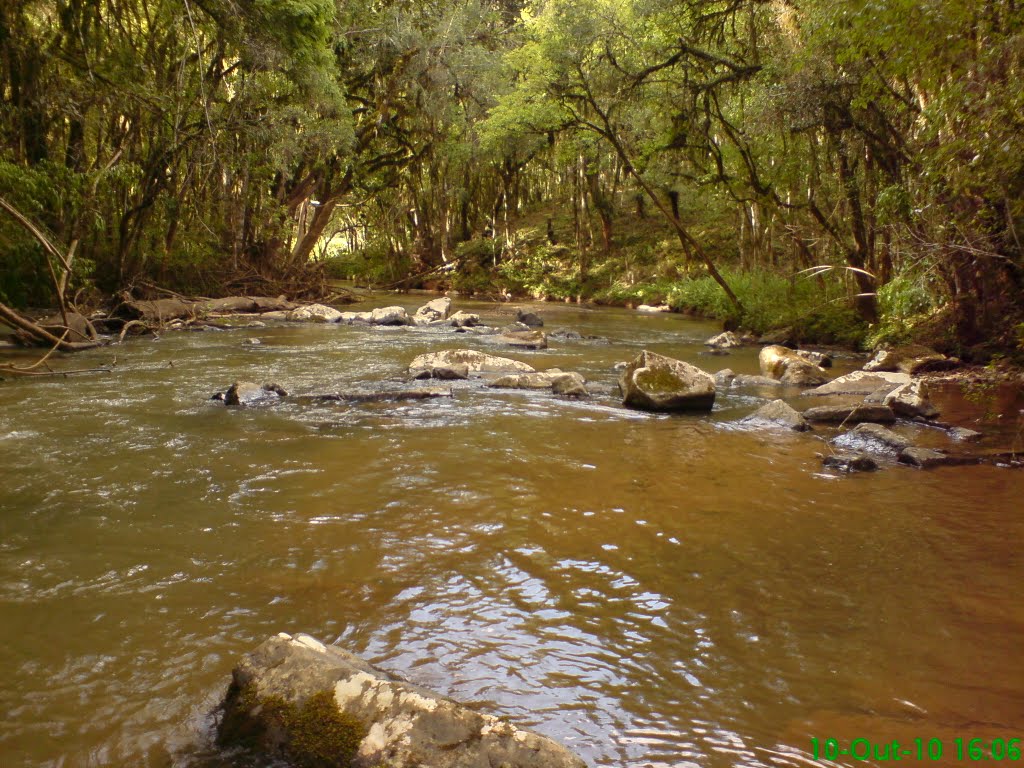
[
  {"x1": 218, "y1": 633, "x2": 586, "y2": 768},
  {"x1": 731, "y1": 374, "x2": 783, "y2": 388},
  {"x1": 759, "y1": 345, "x2": 828, "y2": 386},
  {"x1": 304, "y1": 387, "x2": 453, "y2": 404},
  {"x1": 409, "y1": 349, "x2": 534, "y2": 375},
  {"x1": 619, "y1": 350, "x2": 716, "y2": 412},
  {"x1": 287, "y1": 304, "x2": 343, "y2": 323},
  {"x1": 742, "y1": 399, "x2": 810, "y2": 431},
  {"x1": 221, "y1": 381, "x2": 288, "y2": 406},
  {"x1": 833, "y1": 423, "x2": 910, "y2": 454},
  {"x1": 822, "y1": 453, "x2": 879, "y2": 472},
  {"x1": 802, "y1": 404, "x2": 896, "y2": 424},
  {"x1": 949, "y1": 426, "x2": 983, "y2": 442},
  {"x1": 488, "y1": 370, "x2": 588, "y2": 396},
  {"x1": 548, "y1": 328, "x2": 608, "y2": 343}
]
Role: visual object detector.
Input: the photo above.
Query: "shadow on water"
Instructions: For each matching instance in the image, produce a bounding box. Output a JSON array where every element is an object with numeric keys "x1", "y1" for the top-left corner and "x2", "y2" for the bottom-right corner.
[{"x1": 1, "y1": 297, "x2": 1022, "y2": 768}]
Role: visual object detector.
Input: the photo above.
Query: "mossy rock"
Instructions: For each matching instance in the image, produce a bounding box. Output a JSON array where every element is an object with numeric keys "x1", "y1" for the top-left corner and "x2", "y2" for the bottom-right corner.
[{"x1": 219, "y1": 682, "x2": 366, "y2": 768}]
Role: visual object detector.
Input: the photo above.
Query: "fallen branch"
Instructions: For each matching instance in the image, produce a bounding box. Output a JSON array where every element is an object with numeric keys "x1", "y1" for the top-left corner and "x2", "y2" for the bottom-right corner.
[{"x1": 0, "y1": 301, "x2": 103, "y2": 351}]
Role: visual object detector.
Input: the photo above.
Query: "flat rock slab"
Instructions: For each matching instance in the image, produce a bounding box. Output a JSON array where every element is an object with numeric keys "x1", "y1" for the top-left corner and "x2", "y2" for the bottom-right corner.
[
  {"x1": 802, "y1": 404, "x2": 896, "y2": 424},
  {"x1": 833, "y1": 423, "x2": 910, "y2": 454},
  {"x1": 802, "y1": 370, "x2": 910, "y2": 397},
  {"x1": 219, "y1": 633, "x2": 586, "y2": 768},
  {"x1": 410, "y1": 349, "x2": 535, "y2": 374},
  {"x1": 898, "y1": 447, "x2": 979, "y2": 469}
]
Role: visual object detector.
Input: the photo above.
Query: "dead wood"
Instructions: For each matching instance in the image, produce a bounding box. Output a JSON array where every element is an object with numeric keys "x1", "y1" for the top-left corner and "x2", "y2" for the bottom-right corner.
[{"x1": 0, "y1": 301, "x2": 103, "y2": 351}]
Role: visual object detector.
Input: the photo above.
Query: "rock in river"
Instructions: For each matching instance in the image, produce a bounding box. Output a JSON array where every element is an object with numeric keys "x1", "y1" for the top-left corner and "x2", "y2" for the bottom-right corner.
[
  {"x1": 494, "y1": 330, "x2": 548, "y2": 350},
  {"x1": 802, "y1": 404, "x2": 896, "y2": 424},
  {"x1": 409, "y1": 349, "x2": 535, "y2": 375},
  {"x1": 488, "y1": 370, "x2": 587, "y2": 395},
  {"x1": 822, "y1": 453, "x2": 879, "y2": 472},
  {"x1": 220, "y1": 381, "x2": 288, "y2": 406},
  {"x1": 411, "y1": 363, "x2": 470, "y2": 381},
  {"x1": 864, "y1": 344, "x2": 959, "y2": 374},
  {"x1": 742, "y1": 399, "x2": 810, "y2": 431},
  {"x1": 883, "y1": 381, "x2": 939, "y2": 420},
  {"x1": 832, "y1": 423, "x2": 910, "y2": 454},
  {"x1": 370, "y1": 306, "x2": 411, "y2": 326},
  {"x1": 802, "y1": 370, "x2": 910, "y2": 397},
  {"x1": 286, "y1": 304, "x2": 343, "y2": 323},
  {"x1": 704, "y1": 331, "x2": 741, "y2": 349},
  {"x1": 759, "y1": 345, "x2": 829, "y2": 386},
  {"x1": 619, "y1": 350, "x2": 715, "y2": 412},
  {"x1": 515, "y1": 307, "x2": 545, "y2": 327},
  {"x1": 413, "y1": 297, "x2": 452, "y2": 325},
  {"x1": 218, "y1": 632, "x2": 586, "y2": 768},
  {"x1": 448, "y1": 311, "x2": 480, "y2": 328}
]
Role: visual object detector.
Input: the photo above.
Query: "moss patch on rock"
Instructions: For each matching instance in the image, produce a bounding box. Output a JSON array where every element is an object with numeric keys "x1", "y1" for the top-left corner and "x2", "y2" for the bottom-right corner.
[
  {"x1": 635, "y1": 365, "x2": 685, "y2": 393},
  {"x1": 219, "y1": 681, "x2": 367, "y2": 767}
]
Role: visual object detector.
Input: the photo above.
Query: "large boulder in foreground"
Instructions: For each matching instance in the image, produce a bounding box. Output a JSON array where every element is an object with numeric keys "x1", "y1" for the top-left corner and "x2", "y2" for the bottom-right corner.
[
  {"x1": 410, "y1": 349, "x2": 535, "y2": 375},
  {"x1": 759, "y1": 345, "x2": 828, "y2": 386},
  {"x1": 218, "y1": 633, "x2": 586, "y2": 768},
  {"x1": 619, "y1": 350, "x2": 715, "y2": 412}
]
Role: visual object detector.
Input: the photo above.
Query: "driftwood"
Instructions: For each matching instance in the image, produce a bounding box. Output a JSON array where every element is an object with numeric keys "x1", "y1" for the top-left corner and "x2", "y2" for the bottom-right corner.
[
  {"x1": 0, "y1": 301, "x2": 103, "y2": 352},
  {"x1": 116, "y1": 295, "x2": 297, "y2": 323}
]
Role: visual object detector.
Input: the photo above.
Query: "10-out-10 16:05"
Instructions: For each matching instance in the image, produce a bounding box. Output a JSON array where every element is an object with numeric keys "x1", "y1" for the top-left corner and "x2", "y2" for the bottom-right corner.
[{"x1": 810, "y1": 737, "x2": 1022, "y2": 762}]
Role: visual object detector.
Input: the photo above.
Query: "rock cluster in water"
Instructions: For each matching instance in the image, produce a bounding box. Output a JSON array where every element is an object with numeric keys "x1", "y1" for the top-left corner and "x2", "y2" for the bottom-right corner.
[{"x1": 224, "y1": 297, "x2": 1013, "y2": 472}]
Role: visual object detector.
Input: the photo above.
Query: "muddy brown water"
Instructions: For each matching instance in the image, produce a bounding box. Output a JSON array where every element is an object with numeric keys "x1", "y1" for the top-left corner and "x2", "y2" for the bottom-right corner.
[{"x1": 1, "y1": 297, "x2": 1022, "y2": 768}]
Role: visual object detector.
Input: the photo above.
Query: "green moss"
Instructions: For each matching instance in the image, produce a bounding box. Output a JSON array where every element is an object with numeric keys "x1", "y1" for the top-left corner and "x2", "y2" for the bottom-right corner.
[
  {"x1": 286, "y1": 691, "x2": 366, "y2": 768},
  {"x1": 218, "y1": 683, "x2": 367, "y2": 768},
  {"x1": 635, "y1": 365, "x2": 684, "y2": 394}
]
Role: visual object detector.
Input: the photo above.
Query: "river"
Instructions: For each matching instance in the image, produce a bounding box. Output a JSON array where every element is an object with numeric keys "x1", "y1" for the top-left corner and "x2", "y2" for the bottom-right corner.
[{"x1": 1, "y1": 296, "x2": 1022, "y2": 768}]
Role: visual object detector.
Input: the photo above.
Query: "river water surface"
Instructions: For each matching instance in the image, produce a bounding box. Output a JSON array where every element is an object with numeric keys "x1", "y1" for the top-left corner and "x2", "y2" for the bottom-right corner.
[{"x1": 1, "y1": 297, "x2": 1022, "y2": 768}]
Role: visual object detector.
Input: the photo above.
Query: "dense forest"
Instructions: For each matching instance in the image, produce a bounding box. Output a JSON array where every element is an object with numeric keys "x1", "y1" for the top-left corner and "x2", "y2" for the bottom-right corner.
[{"x1": 2, "y1": 0, "x2": 1023, "y2": 358}]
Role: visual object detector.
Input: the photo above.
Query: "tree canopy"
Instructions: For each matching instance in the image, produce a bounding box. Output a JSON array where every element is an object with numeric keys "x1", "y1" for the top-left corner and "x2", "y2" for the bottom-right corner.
[{"x1": 2, "y1": 0, "x2": 1022, "y2": 355}]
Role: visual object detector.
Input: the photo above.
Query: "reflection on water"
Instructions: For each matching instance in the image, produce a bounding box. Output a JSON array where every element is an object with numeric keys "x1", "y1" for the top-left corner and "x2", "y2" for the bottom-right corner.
[{"x1": 1, "y1": 298, "x2": 1022, "y2": 768}]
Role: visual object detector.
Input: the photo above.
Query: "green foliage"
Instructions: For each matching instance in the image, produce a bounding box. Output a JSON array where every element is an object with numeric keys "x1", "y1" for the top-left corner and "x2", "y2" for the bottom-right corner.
[
  {"x1": 666, "y1": 269, "x2": 868, "y2": 345},
  {"x1": 497, "y1": 243, "x2": 582, "y2": 300}
]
